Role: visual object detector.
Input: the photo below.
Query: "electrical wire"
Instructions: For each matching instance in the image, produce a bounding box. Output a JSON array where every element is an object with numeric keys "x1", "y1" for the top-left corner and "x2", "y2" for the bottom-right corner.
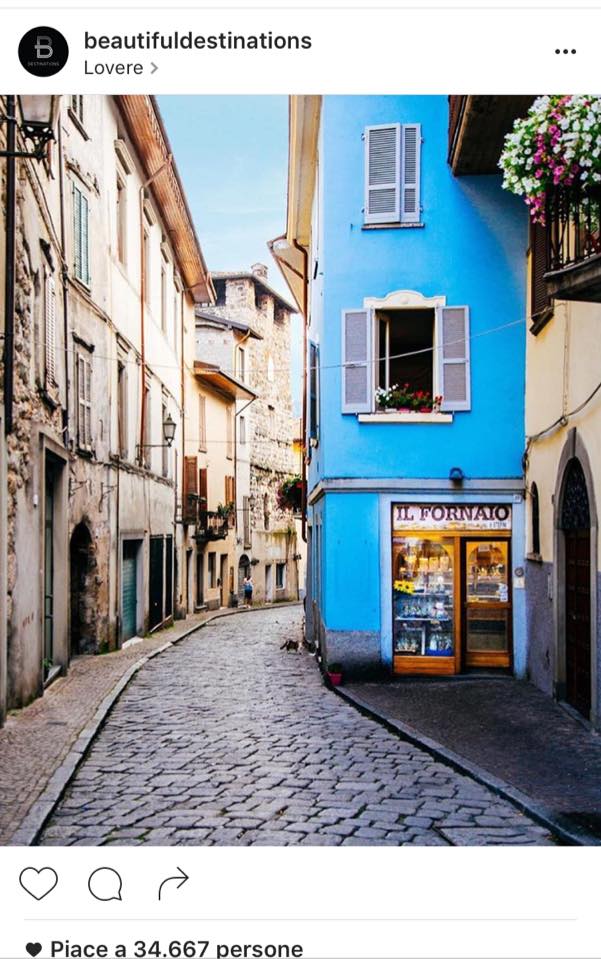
[
  {"x1": 526, "y1": 375, "x2": 601, "y2": 447},
  {"x1": 46, "y1": 315, "x2": 526, "y2": 378}
]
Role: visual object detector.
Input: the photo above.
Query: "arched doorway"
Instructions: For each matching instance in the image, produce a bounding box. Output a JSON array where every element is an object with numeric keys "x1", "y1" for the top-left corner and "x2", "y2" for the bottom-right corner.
[
  {"x1": 238, "y1": 554, "x2": 251, "y2": 601},
  {"x1": 69, "y1": 522, "x2": 97, "y2": 656},
  {"x1": 560, "y1": 458, "x2": 592, "y2": 718}
]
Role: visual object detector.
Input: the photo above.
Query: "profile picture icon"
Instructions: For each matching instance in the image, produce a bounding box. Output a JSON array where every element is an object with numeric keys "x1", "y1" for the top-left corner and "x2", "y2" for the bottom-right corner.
[{"x1": 18, "y1": 26, "x2": 69, "y2": 77}]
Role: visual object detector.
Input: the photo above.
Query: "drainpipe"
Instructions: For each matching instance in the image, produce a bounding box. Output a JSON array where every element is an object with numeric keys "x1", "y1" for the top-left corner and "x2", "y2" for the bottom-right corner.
[
  {"x1": 138, "y1": 156, "x2": 172, "y2": 458},
  {"x1": 3, "y1": 96, "x2": 16, "y2": 436},
  {"x1": 293, "y1": 239, "x2": 309, "y2": 544},
  {"x1": 57, "y1": 114, "x2": 70, "y2": 447}
]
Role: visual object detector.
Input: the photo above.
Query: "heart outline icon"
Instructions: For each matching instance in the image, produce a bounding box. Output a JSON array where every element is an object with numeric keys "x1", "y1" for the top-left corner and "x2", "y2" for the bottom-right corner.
[
  {"x1": 26, "y1": 944, "x2": 42, "y2": 957},
  {"x1": 19, "y1": 867, "x2": 58, "y2": 901}
]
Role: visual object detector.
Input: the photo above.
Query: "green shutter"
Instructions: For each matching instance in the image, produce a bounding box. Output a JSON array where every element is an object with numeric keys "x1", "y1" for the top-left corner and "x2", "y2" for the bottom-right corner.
[
  {"x1": 73, "y1": 185, "x2": 82, "y2": 280},
  {"x1": 81, "y1": 193, "x2": 90, "y2": 285}
]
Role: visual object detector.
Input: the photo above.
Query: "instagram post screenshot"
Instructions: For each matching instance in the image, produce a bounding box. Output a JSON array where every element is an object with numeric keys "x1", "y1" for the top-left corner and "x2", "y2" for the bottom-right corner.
[{"x1": 0, "y1": 1, "x2": 600, "y2": 957}]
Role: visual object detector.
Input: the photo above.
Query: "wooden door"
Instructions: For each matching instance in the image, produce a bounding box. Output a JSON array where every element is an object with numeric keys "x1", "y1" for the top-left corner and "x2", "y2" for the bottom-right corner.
[
  {"x1": 565, "y1": 529, "x2": 592, "y2": 718},
  {"x1": 463, "y1": 539, "x2": 512, "y2": 669}
]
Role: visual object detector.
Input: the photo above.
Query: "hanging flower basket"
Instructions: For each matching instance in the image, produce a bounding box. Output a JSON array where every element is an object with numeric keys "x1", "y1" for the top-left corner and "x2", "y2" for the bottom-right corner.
[
  {"x1": 277, "y1": 475, "x2": 303, "y2": 512},
  {"x1": 499, "y1": 95, "x2": 601, "y2": 224}
]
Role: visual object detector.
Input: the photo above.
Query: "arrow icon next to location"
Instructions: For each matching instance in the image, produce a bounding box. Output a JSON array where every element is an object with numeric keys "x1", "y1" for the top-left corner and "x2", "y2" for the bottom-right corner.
[
  {"x1": 151, "y1": 62, "x2": 158, "y2": 73},
  {"x1": 158, "y1": 866, "x2": 189, "y2": 900}
]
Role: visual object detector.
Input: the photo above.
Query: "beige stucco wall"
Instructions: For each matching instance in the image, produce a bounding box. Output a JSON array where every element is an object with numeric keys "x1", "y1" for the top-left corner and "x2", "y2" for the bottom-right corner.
[{"x1": 526, "y1": 297, "x2": 601, "y2": 563}]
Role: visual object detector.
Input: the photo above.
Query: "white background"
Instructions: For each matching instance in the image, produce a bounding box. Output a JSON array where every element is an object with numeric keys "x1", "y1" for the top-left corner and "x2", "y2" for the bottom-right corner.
[
  {"x1": 3, "y1": 846, "x2": 601, "y2": 957},
  {"x1": 1, "y1": 4, "x2": 600, "y2": 957}
]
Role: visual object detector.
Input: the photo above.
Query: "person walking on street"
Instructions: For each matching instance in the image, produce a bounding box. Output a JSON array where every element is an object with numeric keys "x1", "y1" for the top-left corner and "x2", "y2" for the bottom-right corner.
[{"x1": 243, "y1": 573, "x2": 254, "y2": 607}]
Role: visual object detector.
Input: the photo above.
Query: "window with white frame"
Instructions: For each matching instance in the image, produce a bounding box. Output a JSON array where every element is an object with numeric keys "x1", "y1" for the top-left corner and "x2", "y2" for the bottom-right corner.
[
  {"x1": 72, "y1": 184, "x2": 90, "y2": 286},
  {"x1": 237, "y1": 346, "x2": 246, "y2": 382},
  {"x1": 116, "y1": 172, "x2": 127, "y2": 265},
  {"x1": 198, "y1": 394, "x2": 207, "y2": 452},
  {"x1": 70, "y1": 96, "x2": 85, "y2": 126},
  {"x1": 276, "y1": 562, "x2": 286, "y2": 590},
  {"x1": 161, "y1": 263, "x2": 168, "y2": 333},
  {"x1": 143, "y1": 229, "x2": 151, "y2": 307},
  {"x1": 341, "y1": 304, "x2": 470, "y2": 414},
  {"x1": 76, "y1": 352, "x2": 92, "y2": 450},
  {"x1": 117, "y1": 359, "x2": 128, "y2": 459},
  {"x1": 364, "y1": 123, "x2": 421, "y2": 226}
]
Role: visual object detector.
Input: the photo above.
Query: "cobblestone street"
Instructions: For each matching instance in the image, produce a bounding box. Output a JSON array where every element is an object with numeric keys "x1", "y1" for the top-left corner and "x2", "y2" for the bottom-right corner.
[{"x1": 38, "y1": 607, "x2": 553, "y2": 846}]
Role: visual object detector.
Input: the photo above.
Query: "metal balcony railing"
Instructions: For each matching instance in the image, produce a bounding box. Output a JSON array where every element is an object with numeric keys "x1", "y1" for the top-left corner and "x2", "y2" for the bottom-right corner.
[
  {"x1": 547, "y1": 187, "x2": 601, "y2": 272},
  {"x1": 194, "y1": 509, "x2": 229, "y2": 543}
]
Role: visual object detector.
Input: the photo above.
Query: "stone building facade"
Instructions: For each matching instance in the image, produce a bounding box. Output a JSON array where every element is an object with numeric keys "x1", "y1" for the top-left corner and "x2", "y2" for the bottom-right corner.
[
  {"x1": 200, "y1": 265, "x2": 301, "y2": 604},
  {"x1": 0, "y1": 94, "x2": 213, "y2": 724}
]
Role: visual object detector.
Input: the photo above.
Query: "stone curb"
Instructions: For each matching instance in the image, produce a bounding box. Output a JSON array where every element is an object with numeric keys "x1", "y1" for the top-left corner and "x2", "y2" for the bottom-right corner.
[
  {"x1": 332, "y1": 684, "x2": 600, "y2": 848},
  {"x1": 9, "y1": 601, "x2": 302, "y2": 846}
]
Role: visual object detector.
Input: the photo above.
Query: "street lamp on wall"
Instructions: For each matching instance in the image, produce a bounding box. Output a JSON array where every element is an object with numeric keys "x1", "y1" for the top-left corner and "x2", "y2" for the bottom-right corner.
[
  {"x1": 2, "y1": 94, "x2": 60, "y2": 436},
  {"x1": 1, "y1": 95, "x2": 59, "y2": 160},
  {"x1": 136, "y1": 412, "x2": 178, "y2": 460},
  {"x1": 162, "y1": 412, "x2": 176, "y2": 448}
]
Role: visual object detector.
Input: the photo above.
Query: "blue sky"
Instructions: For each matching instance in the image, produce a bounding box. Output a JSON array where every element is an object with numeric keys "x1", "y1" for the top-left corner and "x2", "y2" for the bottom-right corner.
[
  {"x1": 158, "y1": 95, "x2": 288, "y2": 283},
  {"x1": 158, "y1": 95, "x2": 301, "y2": 412}
]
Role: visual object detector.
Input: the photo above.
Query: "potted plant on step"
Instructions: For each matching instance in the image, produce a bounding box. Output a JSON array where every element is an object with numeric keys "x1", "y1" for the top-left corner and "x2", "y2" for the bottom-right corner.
[{"x1": 326, "y1": 662, "x2": 343, "y2": 686}]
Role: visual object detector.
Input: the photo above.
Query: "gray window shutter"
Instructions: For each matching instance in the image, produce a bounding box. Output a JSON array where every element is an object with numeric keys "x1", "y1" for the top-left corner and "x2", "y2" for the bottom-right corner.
[
  {"x1": 364, "y1": 124, "x2": 400, "y2": 225},
  {"x1": 73, "y1": 185, "x2": 82, "y2": 279},
  {"x1": 81, "y1": 193, "x2": 90, "y2": 285},
  {"x1": 438, "y1": 306, "x2": 471, "y2": 411},
  {"x1": 401, "y1": 123, "x2": 421, "y2": 223},
  {"x1": 45, "y1": 274, "x2": 57, "y2": 386},
  {"x1": 341, "y1": 309, "x2": 372, "y2": 413}
]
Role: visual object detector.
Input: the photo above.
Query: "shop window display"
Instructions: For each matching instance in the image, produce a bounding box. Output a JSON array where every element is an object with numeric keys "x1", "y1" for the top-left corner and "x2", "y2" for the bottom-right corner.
[{"x1": 393, "y1": 537, "x2": 455, "y2": 657}]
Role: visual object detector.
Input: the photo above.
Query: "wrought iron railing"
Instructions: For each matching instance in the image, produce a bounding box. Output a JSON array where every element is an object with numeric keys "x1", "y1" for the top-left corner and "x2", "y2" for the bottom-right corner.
[
  {"x1": 194, "y1": 509, "x2": 229, "y2": 542},
  {"x1": 546, "y1": 187, "x2": 601, "y2": 273}
]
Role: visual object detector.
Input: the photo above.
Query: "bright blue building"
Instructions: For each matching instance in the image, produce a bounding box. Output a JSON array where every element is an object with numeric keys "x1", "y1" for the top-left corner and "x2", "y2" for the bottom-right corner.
[{"x1": 274, "y1": 96, "x2": 529, "y2": 678}]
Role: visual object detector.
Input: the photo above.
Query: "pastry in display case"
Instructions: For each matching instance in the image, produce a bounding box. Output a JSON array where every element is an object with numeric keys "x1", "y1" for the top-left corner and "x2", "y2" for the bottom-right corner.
[
  {"x1": 466, "y1": 542, "x2": 509, "y2": 602},
  {"x1": 392, "y1": 537, "x2": 454, "y2": 657}
]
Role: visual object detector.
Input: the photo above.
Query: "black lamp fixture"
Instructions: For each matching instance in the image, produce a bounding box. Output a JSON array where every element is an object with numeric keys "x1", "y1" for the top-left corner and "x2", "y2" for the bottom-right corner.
[
  {"x1": 163, "y1": 412, "x2": 176, "y2": 448},
  {"x1": 136, "y1": 411, "x2": 177, "y2": 459},
  {"x1": 449, "y1": 466, "x2": 465, "y2": 485},
  {"x1": 1, "y1": 95, "x2": 59, "y2": 160}
]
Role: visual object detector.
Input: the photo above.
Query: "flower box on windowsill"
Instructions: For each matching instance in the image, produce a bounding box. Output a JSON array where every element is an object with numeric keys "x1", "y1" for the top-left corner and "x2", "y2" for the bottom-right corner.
[{"x1": 359, "y1": 411, "x2": 453, "y2": 424}]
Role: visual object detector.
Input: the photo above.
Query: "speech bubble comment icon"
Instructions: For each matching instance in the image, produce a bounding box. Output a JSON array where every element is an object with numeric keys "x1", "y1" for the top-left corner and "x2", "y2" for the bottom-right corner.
[{"x1": 88, "y1": 867, "x2": 123, "y2": 902}]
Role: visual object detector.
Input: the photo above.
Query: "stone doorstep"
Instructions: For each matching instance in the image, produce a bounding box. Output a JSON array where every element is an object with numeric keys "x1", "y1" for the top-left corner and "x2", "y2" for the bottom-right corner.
[
  {"x1": 8, "y1": 601, "x2": 302, "y2": 846},
  {"x1": 332, "y1": 685, "x2": 597, "y2": 849}
]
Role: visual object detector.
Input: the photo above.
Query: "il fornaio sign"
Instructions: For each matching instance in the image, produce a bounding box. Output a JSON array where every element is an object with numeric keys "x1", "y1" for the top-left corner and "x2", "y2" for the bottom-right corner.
[{"x1": 393, "y1": 503, "x2": 512, "y2": 531}]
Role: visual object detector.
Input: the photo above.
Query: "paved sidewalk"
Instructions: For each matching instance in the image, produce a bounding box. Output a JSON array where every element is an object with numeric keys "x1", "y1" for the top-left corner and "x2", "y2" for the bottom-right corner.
[
  {"x1": 0, "y1": 605, "x2": 268, "y2": 844},
  {"x1": 343, "y1": 676, "x2": 601, "y2": 841},
  {"x1": 39, "y1": 607, "x2": 552, "y2": 846}
]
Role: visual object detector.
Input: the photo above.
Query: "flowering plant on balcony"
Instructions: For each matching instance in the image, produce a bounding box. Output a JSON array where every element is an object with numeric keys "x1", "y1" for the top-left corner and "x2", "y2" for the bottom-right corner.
[
  {"x1": 277, "y1": 475, "x2": 303, "y2": 512},
  {"x1": 499, "y1": 95, "x2": 601, "y2": 224},
  {"x1": 375, "y1": 384, "x2": 443, "y2": 413}
]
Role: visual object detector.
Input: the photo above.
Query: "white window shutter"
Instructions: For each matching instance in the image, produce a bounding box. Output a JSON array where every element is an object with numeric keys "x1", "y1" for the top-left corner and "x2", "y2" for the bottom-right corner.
[
  {"x1": 45, "y1": 274, "x2": 57, "y2": 386},
  {"x1": 364, "y1": 124, "x2": 400, "y2": 225},
  {"x1": 438, "y1": 306, "x2": 471, "y2": 412},
  {"x1": 401, "y1": 123, "x2": 421, "y2": 223},
  {"x1": 341, "y1": 309, "x2": 373, "y2": 413}
]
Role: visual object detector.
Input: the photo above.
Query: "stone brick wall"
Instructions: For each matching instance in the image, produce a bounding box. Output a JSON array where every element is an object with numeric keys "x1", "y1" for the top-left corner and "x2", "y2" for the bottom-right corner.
[{"x1": 202, "y1": 267, "x2": 299, "y2": 600}]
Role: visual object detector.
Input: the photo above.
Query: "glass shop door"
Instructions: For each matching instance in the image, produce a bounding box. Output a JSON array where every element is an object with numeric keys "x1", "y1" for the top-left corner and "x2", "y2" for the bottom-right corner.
[{"x1": 463, "y1": 539, "x2": 512, "y2": 669}]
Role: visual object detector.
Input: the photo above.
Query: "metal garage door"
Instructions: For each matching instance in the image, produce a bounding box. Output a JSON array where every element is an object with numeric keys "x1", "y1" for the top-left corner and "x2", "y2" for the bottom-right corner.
[{"x1": 122, "y1": 542, "x2": 138, "y2": 641}]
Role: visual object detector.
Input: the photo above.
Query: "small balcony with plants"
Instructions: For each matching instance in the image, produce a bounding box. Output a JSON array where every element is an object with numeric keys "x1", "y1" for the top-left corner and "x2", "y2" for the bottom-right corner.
[
  {"x1": 194, "y1": 508, "x2": 230, "y2": 543},
  {"x1": 500, "y1": 95, "x2": 601, "y2": 303},
  {"x1": 277, "y1": 475, "x2": 304, "y2": 515}
]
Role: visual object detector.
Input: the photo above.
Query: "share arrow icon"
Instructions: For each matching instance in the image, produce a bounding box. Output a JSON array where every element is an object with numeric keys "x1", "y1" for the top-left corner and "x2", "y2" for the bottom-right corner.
[{"x1": 158, "y1": 866, "x2": 189, "y2": 901}]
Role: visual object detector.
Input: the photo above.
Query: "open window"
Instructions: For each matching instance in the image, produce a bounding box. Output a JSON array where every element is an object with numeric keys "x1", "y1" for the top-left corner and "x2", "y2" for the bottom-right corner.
[{"x1": 342, "y1": 303, "x2": 470, "y2": 414}]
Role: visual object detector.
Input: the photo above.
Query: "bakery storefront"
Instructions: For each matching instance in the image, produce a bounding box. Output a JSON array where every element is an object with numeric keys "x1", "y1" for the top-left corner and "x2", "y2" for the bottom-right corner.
[{"x1": 392, "y1": 503, "x2": 512, "y2": 675}]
